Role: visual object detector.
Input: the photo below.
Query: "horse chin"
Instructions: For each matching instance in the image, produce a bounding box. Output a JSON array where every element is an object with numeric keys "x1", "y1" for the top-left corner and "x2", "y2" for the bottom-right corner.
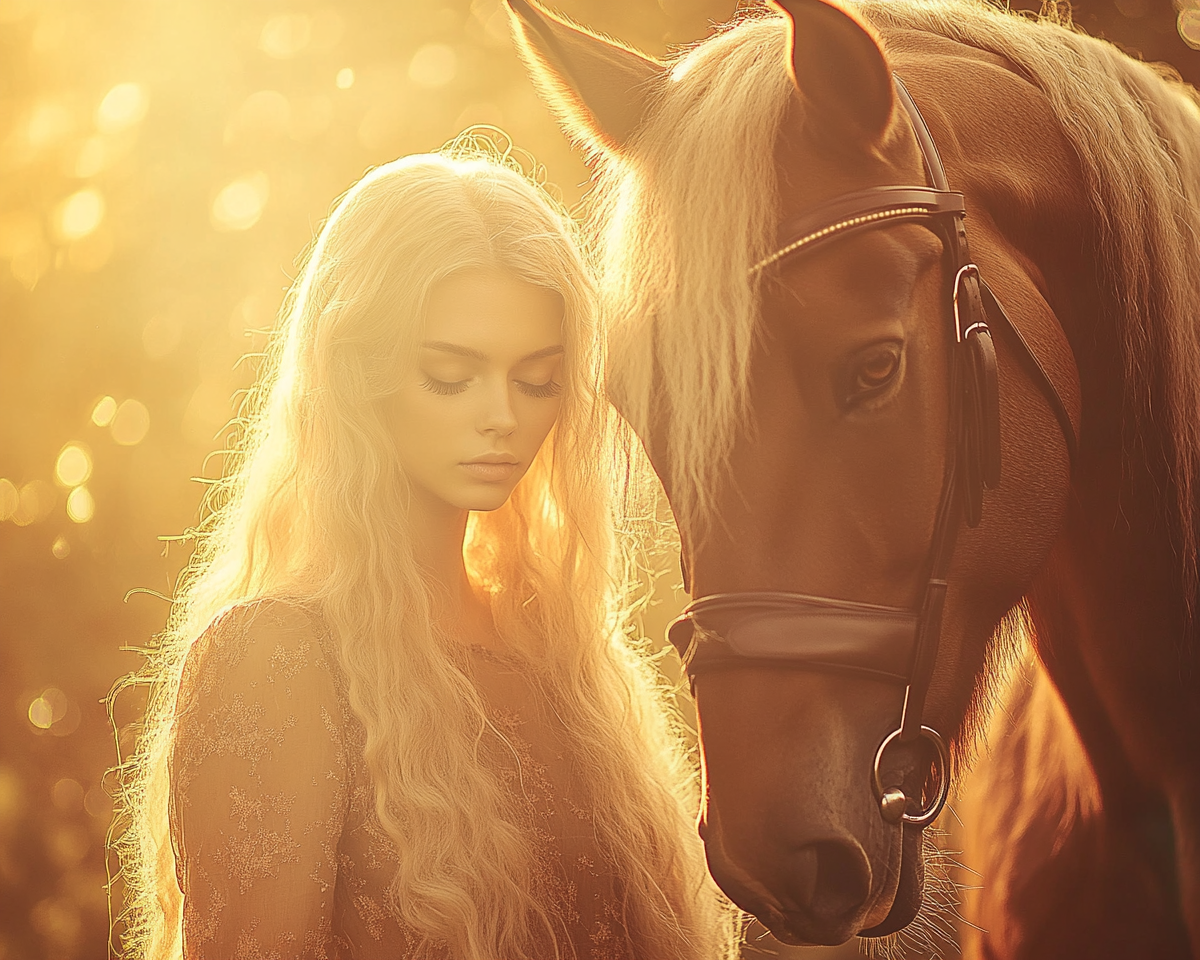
[
  {"x1": 756, "y1": 910, "x2": 862, "y2": 948},
  {"x1": 859, "y1": 823, "x2": 925, "y2": 937}
]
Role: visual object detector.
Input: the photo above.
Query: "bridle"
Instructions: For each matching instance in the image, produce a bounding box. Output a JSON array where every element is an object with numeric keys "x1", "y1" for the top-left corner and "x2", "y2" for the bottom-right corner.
[{"x1": 667, "y1": 77, "x2": 1079, "y2": 830}]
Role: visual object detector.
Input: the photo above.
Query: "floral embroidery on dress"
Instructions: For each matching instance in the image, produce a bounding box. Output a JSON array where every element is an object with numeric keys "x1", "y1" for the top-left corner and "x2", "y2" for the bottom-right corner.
[{"x1": 170, "y1": 600, "x2": 638, "y2": 959}]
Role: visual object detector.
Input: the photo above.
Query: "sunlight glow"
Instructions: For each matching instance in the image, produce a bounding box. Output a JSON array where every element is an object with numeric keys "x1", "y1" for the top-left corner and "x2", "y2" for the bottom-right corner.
[
  {"x1": 66, "y1": 485, "x2": 94, "y2": 522},
  {"x1": 90, "y1": 396, "x2": 117, "y2": 427},
  {"x1": 143, "y1": 313, "x2": 183, "y2": 359},
  {"x1": 260, "y1": 13, "x2": 311, "y2": 59},
  {"x1": 27, "y1": 689, "x2": 70, "y2": 731},
  {"x1": 95, "y1": 82, "x2": 148, "y2": 133},
  {"x1": 27, "y1": 101, "x2": 74, "y2": 149},
  {"x1": 13, "y1": 481, "x2": 53, "y2": 526},
  {"x1": 336, "y1": 67, "x2": 355, "y2": 89},
  {"x1": 57, "y1": 188, "x2": 105, "y2": 241},
  {"x1": 228, "y1": 90, "x2": 291, "y2": 143},
  {"x1": 74, "y1": 136, "x2": 107, "y2": 177},
  {"x1": 0, "y1": 0, "x2": 34, "y2": 23},
  {"x1": 669, "y1": 57, "x2": 695, "y2": 83},
  {"x1": 110, "y1": 399, "x2": 150, "y2": 445},
  {"x1": 51, "y1": 778, "x2": 83, "y2": 812},
  {"x1": 182, "y1": 380, "x2": 231, "y2": 446},
  {"x1": 409, "y1": 43, "x2": 457, "y2": 88},
  {"x1": 28, "y1": 697, "x2": 54, "y2": 729},
  {"x1": 54, "y1": 443, "x2": 92, "y2": 488},
  {"x1": 211, "y1": 173, "x2": 269, "y2": 231},
  {"x1": 0, "y1": 479, "x2": 17, "y2": 520},
  {"x1": 0, "y1": 210, "x2": 41, "y2": 259}
]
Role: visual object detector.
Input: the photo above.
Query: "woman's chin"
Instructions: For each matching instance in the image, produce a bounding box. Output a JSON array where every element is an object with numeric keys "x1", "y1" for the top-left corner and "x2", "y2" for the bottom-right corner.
[{"x1": 455, "y1": 487, "x2": 517, "y2": 513}]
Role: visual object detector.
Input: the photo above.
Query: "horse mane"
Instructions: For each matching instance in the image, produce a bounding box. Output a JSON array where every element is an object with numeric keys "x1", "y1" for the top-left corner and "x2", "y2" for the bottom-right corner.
[
  {"x1": 596, "y1": 0, "x2": 1200, "y2": 617},
  {"x1": 593, "y1": 9, "x2": 792, "y2": 529}
]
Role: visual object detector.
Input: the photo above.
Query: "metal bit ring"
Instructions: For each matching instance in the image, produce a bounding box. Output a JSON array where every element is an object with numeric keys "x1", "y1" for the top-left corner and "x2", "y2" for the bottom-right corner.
[{"x1": 872, "y1": 725, "x2": 951, "y2": 828}]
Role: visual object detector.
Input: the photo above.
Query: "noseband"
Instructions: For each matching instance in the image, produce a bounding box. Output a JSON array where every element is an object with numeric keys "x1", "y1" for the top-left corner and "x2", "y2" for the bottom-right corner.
[{"x1": 668, "y1": 77, "x2": 1079, "y2": 830}]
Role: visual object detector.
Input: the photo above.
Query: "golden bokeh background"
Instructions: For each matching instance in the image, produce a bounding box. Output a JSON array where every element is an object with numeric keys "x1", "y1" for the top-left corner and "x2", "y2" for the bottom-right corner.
[{"x1": 0, "y1": 0, "x2": 1194, "y2": 956}]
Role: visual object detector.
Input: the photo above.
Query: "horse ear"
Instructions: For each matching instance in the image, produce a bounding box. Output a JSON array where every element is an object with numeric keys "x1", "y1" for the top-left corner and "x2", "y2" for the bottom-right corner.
[
  {"x1": 506, "y1": 0, "x2": 665, "y2": 155},
  {"x1": 773, "y1": 0, "x2": 894, "y2": 146}
]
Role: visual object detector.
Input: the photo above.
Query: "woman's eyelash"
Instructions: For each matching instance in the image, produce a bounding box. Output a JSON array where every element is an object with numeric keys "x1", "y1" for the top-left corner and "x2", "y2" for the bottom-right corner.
[
  {"x1": 420, "y1": 377, "x2": 562, "y2": 399},
  {"x1": 421, "y1": 377, "x2": 469, "y2": 396},
  {"x1": 516, "y1": 379, "x2": 563, "y2": 399}
]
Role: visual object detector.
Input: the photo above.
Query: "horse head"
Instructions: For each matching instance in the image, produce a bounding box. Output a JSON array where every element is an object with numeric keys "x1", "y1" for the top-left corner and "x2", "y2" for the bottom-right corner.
[{"x1": 509, "y1": 0, "x2": 1082, "y2": 945}]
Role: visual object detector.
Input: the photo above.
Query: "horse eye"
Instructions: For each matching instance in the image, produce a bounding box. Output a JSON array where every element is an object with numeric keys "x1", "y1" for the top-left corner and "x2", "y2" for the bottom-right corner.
[
  {"x1": 842, "y1": 342, "x2": 903, "y2": 408},
  {"x1": 857, "y1": 347, "x2": 899, "y2": 388}
]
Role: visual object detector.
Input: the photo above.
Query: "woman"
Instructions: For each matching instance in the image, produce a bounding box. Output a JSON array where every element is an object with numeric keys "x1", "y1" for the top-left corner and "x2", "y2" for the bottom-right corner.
[{"x1": 113, "y1": 142, "x2": 739, "y2": 960}]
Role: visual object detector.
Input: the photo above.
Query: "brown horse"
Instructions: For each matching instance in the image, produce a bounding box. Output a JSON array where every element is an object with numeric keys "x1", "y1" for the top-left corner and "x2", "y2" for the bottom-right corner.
[{"x1": 508, "y1": 0, "x2": 1200, "y2": 954}]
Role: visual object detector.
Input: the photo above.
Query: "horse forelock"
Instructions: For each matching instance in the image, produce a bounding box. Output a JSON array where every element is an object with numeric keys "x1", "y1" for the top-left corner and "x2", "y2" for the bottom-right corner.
[
  {"x1": 598, "y1": 0, "x2": 1200, "y2": 643},
  {"x1": 594, "y1": 12, "x2": 794, "y2": 531}
]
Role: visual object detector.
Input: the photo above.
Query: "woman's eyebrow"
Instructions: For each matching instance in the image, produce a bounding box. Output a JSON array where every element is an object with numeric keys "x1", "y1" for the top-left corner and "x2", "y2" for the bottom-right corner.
[
  {"x1": 519, "y1": 345, "x2": 564, "y2": 362},
  {"x1": 420, "y1": 342, "x2": 564, "y2": 363},
  {"x1": 421, "y1": 341, "x2": 488, "y2": 361}
]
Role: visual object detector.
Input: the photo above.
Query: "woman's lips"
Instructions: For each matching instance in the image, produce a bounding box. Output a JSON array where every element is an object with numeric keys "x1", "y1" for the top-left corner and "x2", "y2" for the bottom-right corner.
[{"x1": 460, "y1": 460, "x2": 519, "y2": 482}]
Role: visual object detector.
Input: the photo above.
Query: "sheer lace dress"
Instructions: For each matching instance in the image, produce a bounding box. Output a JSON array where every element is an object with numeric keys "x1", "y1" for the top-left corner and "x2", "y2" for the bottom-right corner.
[{"x1": 169, "y1": 600, "x2": 636, "y2": 960}]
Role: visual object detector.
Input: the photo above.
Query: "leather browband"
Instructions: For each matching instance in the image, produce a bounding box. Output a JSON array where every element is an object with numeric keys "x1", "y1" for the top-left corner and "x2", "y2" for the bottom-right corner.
[{"x1": 756, "y1": 186, "x2": 966, "y2": 274}]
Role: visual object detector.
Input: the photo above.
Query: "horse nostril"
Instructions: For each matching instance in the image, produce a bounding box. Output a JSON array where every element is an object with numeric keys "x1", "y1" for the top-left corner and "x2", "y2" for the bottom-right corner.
[{"x1": 789, "y1": 840, "x2": 871, "y2": 925}]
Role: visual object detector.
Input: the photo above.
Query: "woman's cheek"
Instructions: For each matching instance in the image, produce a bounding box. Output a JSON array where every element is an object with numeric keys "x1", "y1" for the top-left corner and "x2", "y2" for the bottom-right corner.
[{"x1": 529, "y1": 399, "x2": 562, "y2": 448}]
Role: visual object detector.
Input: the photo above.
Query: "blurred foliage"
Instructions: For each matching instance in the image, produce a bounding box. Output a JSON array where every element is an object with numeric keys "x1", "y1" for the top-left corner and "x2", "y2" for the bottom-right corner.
[{"x1": 0, "y1": 0, "x2": 1194, "y2": 957}]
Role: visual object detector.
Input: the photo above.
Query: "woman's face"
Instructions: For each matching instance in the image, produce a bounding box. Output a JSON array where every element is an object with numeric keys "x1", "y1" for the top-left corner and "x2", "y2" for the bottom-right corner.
[{"x1": 390, "y1": 266, "x2": 566, "y2": 514}]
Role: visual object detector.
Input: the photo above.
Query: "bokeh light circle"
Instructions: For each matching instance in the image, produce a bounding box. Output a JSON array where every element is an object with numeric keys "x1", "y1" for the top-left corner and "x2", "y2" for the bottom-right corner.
[
  {"x1": 260, "y1": 13, "x2": 311, "y2": 59},
  {"x1": 95, "y1": 82, "x2": 148, "y2": 133},
  {"x1": 55, "y1": 443, "x2": 92, "y2": 488},
  {"x1": 211, "y1": 173, "x2": 269, "y2": 231},
  {"x1": 57, "y1": 189, "x2": 105, "y2": 241},
  {"x1": 66, "y1": 485, "x2": 94, "y2": 523},
  {"x1": 51, "y1": 778, "x2": 84, "y2": 813},
  {"x1": 0, "y1": 478, "x2": 17, "y2": 521},
  {"x1": 90, "y1": 396, "x2": 117, "y2": 426},
  {"x1": 28, "y1": 689, "x2": 68, "y2": 730},
  {"x1": 110, "y1": 399, "x2": 150, "y2": 445},
  {"x1": 13, "y1": 481, "x2": 54, "y2": 526},
  {"x1": 28, "y1": 698, "x2": 53, "y2": 729}
]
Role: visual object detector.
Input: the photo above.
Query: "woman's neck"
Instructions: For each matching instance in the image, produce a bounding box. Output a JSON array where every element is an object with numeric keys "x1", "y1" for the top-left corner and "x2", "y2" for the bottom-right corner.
[{"x1": 408, "y1": 490, "x2": 498, "y2": 649}]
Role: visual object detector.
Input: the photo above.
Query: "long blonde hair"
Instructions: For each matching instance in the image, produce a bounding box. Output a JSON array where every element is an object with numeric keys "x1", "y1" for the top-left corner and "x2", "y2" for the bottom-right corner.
[{"x1": 111, "y1": 142, "x2": 738, "y2": 960}]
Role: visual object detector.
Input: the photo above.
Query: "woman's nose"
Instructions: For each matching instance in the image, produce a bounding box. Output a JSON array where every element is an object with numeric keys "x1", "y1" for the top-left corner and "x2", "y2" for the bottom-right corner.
[{"x1": 478, "y1": 380, "x2": 518, "y2": 436}]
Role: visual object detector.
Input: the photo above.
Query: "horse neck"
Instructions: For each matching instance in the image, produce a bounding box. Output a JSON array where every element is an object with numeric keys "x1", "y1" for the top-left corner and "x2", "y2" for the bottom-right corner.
[
  {"x1": 883, "y1": 25, "x2": 1198, "y2": 948},
  {"x1": 890, "y1": 36, "x2": 1198, "y2": 805}
]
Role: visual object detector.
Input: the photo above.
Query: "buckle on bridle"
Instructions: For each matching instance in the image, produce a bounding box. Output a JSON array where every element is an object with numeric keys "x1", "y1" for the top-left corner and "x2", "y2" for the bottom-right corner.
[{"x1": 952, "y1": 263, "x2": 987, "y2": 342}]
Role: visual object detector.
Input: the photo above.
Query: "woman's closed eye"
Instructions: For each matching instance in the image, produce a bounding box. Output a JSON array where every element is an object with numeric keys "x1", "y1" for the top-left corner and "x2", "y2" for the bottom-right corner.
[
  {"x1": 515, "y1": 378, "x2": 562, "y2": 399},
  {"x1": 421, "y1": 376, "x2": 471, "y2": 396}
]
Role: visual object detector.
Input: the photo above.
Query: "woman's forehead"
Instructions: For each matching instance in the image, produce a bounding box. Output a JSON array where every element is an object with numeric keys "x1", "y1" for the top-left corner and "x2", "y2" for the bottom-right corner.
[{"x1": 422, "y1": 267, "x2": 564, "y2": 361}]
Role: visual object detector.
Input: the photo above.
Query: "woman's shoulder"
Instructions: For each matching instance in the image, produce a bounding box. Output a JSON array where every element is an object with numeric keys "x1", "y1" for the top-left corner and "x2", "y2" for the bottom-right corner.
[
  {"x1": 176, "y1": 597, "x2": 343, "y2": 716},
  {"x1": 206, "y1": 595, "x2": 327, "y2": 644}
]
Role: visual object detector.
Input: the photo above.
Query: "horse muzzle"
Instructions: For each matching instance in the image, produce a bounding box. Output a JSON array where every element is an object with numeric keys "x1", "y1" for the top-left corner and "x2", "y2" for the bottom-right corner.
[{"x1": 699, "y1": 800, "x2": 902, "y2": 945}]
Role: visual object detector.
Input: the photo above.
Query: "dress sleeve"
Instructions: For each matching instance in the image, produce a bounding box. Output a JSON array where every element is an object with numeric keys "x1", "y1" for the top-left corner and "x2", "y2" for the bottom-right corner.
[{"x1": 169, "y1": 600, "x2": 349, "y2": 960}]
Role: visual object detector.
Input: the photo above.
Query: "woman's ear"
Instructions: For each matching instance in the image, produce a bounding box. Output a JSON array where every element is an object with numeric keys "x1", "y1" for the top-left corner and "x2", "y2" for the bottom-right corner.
[
  {"x1": 506, "y1": 0, "x2": 665, "y2": 157},
  {"x1": 774, "y1": 0, "x2": 895, "y2": 147}
]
